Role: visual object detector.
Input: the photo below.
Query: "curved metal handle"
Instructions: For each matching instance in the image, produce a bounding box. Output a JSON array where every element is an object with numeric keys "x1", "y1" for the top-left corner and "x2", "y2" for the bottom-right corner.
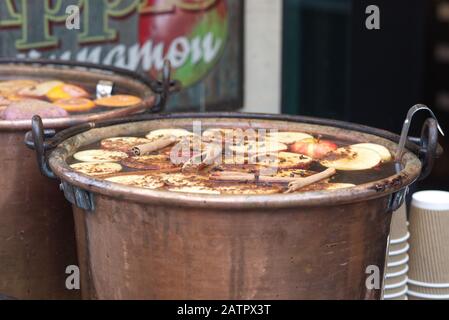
[
  {"x1": 416, "y1": 118, "x2": 440, "y2": 181},
  {"x1": 148, "y1": 60, "x2": 181, "y2": 113},
  {"x1": 26, "y1": 116, "x2": 96, "y2": 179},
  {"x1": 30, "y1": 116, "x2": 56, "y2": 179}
]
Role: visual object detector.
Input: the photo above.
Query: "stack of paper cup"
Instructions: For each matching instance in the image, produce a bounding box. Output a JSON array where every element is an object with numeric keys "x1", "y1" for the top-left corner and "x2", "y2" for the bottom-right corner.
[
  {"x1": 384, "y1": 204, "x2": 410, "y2": 300},
  {"x1": 407, "y1": 191, "x2": 449, "y2": 300}
]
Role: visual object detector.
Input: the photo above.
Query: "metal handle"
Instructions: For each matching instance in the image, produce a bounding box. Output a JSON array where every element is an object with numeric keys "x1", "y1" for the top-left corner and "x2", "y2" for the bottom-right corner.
[
  {"x1": 148, "y1": 60, "x2": 180, "y2": 113},
  {"x1": 415, "y1": 118, "x2": 440, "y2": 181},
  {"x1": 30, "y1": 116, "x2": 56, "y2": 179}
]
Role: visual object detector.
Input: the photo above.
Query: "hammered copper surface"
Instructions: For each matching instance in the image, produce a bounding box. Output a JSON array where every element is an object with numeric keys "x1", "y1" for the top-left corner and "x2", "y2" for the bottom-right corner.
[
  {"x1": 74, "y1": 195, "x2": 391, "y2": 300},
  {"x1": 0, "y1": 131, "x2": 79, "y2": 299}
]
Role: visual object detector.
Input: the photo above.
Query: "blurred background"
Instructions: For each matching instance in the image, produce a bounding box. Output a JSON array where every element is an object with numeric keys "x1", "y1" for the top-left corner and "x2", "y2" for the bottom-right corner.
[{"x1": 0, "y1": 0, "x2": 447, "y2": 190}]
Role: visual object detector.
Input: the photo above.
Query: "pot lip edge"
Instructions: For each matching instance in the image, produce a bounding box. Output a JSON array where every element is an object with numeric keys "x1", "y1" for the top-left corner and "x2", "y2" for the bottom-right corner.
[
  {"x1": 0, "y1": 63, "x2": 156, "y2": 130},
  {"x1": 47, "y1": 113, "x2": 422, "y2": 209}
]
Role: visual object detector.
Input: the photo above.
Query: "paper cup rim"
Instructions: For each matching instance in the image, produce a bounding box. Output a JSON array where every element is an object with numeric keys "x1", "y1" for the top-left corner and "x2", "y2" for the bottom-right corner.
[
  {"x1": 389, "y1": 243, "x2": 410, "y2": 256},
  {"x1": 407, "y1": 289, "x2": 449, "y2": 299},
  {"x1": 408, "y1": 279, "x2": 449, "y2": 288},
  {"x1": 390, "y1": 232, "x2": 410, "y2": 245},
  {"x1": 412, "y1": 191, "x2": 449, "y2": 211},
  {"x1": 385, "y1": 276, "x2": 409, "y2": 290},
  {"x1": 387, "y1": 254, "x2": 409, "y2": 268},
  {"x1": 386, "y1": 265, "x2": 409, "y2": 278},
  {"x1": 383, "y1": 286, "x2": 408, "y2": 299}
]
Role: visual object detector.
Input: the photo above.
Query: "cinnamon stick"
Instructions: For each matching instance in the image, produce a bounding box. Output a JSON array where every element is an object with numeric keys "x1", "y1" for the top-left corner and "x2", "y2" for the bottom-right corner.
[
  {"x1": 286, "y1": 168, "x2": 337, "y2": 193},
  {"x1": 131, "y1": 135, "x2": 177, "y2": 156},
  {"x1": 210, "y1": 171, "x2": 316, "y2": 184},
  {"x1": 182, "y1": 144, "x2": 222, "y2": 172}
]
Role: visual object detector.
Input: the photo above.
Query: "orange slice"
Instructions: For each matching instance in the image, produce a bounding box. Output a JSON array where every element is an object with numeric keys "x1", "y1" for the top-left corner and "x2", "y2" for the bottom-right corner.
[
  {"x1": 94, "y1": 95, "x2": 142, "y2": 108},
  {"x1": 46, "y1": 84, "x2": 89, "y2": 101},
  {"x1": 54, "y1": 98, "x2": 96, "y2": 112}
]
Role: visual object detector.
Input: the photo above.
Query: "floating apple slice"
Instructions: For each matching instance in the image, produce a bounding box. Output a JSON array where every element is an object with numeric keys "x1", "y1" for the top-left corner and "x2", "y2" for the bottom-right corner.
[
  {"x1": 230, "y1": 141, "x2": 288, "y2": 154},
  {"x1": 160, "y1": 173, "x2": 209, "y2": 187},
  {"x1": 54, "y1": 98, "x2": 96, "y2": 112},
  {"x1": 95, "y1": 95, "x2": 142, "y2": 108},
  {"x1": 325, "y1": 183, "x2": 356, "y2": 190},
  {"x1": 0, "y1": 80, "x2": 38, "y2": 95},
  {"x1": 121, "y1": 155, "x2": 179, "y2": 171},
  {"x1": 351, "y1": 143, "x2": 392, "y2": 162},
  {"x1": 299, "y1": 182, "x2": 356, "y2": 192},
  {"x1": 70, "y1": 162, "x2": 122, "y2": 176},
  {"x1": 146, "y1": 128, "x2": 192, "y2": 139},
  {"x1": 257, "y1": 152, "x2": 313, "y2": 170},
  {"x1": 100, "y1": 137, "x2": 152, "y2": 153},
  {"x1": 73, "y1": 149, "x2": 128, "y2": 163},
  {"x1": 18, "y1": 81, "x2": 63, "y2": 98},
  {"x1": 267, "y1": 131, "x2": 313, "y2": 144},
  {"x1": 47, "y1": 84, "x2": 89, "y2": 101},
  {"x1": 320, "y1": 146, "x2": 381, "y2": 171},
  {"x1": 290, "y1": 138, "x2": 338, "y2": 159},
  {"x1": 105, "y1": 174, "x2": 165, "y2": 189}
]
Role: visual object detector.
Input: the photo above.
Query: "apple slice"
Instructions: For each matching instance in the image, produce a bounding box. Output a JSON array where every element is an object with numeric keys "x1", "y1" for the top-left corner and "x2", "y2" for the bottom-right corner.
[
  {"x1": 121, "y1": 155, "x2": 179, "y2": 171},
  {"x1": 105, "y1": 174, "x2": 165, "y2": 189},
  {"x1": 257, "y1": 152, "x2": 313, "y2": 170},
  {"x1": 146, "y1": 128, "x2": 192, "y2": 139},
  {"x1": 290, "y1": 138, "x2": 338, "y2": 159},
  {"x1": 18, "y1": 81, "x2": 63, "y2": 98},
  {"x1": 95, "y1": 95, "x2": 142, "y2": 108},
  {"x1": 70, "y1": 162, "x2": 122, "y2": 176},
  {"x1": 100, "y1": 137, "x2": 152, "y2": 153},
  {"x1": 351, "y1": 143, "x2": 392, "y2": 162},
  {"x1": 320, "y1": 146, "x2": 381, "y2": 171},
  {"x1": 299, "y1": 182, "x2": 356, "y2": 192},
  {"x1": 47, "y1": 84, "x2": 89, "y2": 101},
  {"x1": 230, "y1": 141, "x2": 288, "y2": 155},
  {"x1": 267, "y1": 131, "x2": 313, "y2": 144},
  {"x1": 73, "y1": 149, "x2": 128, "y2": 163}
]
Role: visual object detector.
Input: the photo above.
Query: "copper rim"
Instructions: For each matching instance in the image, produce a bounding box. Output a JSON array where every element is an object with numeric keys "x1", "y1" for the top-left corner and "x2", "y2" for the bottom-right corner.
[{"x1": 48, "y1": 114, "x2": 422, "y2": 209}]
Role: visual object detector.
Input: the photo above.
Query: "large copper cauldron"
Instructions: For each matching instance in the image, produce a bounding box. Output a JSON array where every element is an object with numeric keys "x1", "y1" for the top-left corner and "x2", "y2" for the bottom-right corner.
[
  {"x1": 28, "y1": 112, "x2": 440, "y2": 300},
  {"x1": 0, "y1": 59, "x2": 177, "y2": 300}
]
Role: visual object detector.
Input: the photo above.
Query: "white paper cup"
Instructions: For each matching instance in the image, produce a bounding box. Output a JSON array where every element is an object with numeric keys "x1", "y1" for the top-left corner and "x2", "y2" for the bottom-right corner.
[
  {"x1": 408, "y1": 191, "x2": 449, "y2": 284},
  {"x1": 386, "y1": 264, "x2": 409, "y2": 279},
  {"x1": 385, "y1": 276, "x2": 408, "y2": 290},
  {"x1": 407, "y1": 289, "x2": 449, "y2": 300},
  {"x1": 387, "y1": 254, "x2": 409, "y2": 268},
  {"x1": 408, "y1": 283, "x2": 449, "y2": 296},
  {"x1": 383, "y1": 286, "x2": 408, "y2": 299},
  {"x1": 389, "y1": 242, "x2": 410, "y2": 257},
  {"x1": 390, "y1": 203, "x2": 408, "y2": 240},
  {"x1": 390, "y1": 232, "x2": 410, "y2": 245},
  {"x1": 385, "y1": 274, "x2": 408, "y2": 289}
]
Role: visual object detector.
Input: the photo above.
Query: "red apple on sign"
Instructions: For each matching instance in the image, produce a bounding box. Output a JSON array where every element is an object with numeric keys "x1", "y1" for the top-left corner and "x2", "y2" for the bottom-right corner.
[
  {"x1": 139, "y1": 0, "x2": 228, "y2": 87},
  {"x1": 290, "y1": 138, "x2": 338, "y2": 159}
]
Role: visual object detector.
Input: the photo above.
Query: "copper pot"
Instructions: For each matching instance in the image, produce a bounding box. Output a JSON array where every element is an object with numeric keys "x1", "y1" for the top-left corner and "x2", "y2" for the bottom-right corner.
[
  {"x1": 28, "y1": 112, "x2": 440, "y2": 300},
  {"x1": 0, "y1": 59, "x2": 177, "y2": 300}
]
